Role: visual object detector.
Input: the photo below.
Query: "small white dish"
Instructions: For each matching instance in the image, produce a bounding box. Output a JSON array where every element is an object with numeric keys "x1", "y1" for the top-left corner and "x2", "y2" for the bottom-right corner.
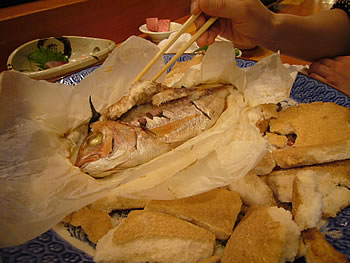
[
  {"x1": 7, "y1": 36, "x2": 116, "y2": 80},
  {"x1": 139, "y1": 22, "x2": 182, "y2": 43}
]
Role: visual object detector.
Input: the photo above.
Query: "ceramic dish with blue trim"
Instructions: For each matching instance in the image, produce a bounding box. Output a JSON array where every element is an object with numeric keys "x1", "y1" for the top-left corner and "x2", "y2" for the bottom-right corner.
[{"x1": 0, "y1": 55, "x2": 349, "y2": 263}]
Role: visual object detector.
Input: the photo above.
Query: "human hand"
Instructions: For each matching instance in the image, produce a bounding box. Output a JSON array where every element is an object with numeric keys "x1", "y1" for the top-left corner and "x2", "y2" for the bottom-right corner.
[
  {"x1": 308, "y1": 56, "x2": 350, "y2": 97},
  {"x1": 191, "y1": 0, "x2": 274, "y2": 48}
]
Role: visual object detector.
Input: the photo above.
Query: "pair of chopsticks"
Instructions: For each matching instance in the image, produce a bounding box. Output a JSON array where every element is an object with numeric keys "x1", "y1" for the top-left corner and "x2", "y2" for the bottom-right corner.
[{"x1": 131, "y1": 13, "x2": 218, "y2": 85}]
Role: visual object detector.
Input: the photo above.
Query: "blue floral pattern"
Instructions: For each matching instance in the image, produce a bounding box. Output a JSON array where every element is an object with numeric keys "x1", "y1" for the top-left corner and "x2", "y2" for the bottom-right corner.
[
  {"x1": 1, "y1": 56, "x2": 349, "y2": 263},
  {"x1": 0, "y1": 230, "x2": 94, "y2": 263},
  {"x1": 321, "y1": 207, "x2": 350, "y2": 259}
]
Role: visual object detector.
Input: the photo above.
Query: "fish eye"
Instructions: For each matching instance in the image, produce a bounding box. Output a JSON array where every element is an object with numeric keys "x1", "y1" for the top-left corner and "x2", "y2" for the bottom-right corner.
[{"x1": 87, "y1": 133, "x2": 103, "y2": 146}]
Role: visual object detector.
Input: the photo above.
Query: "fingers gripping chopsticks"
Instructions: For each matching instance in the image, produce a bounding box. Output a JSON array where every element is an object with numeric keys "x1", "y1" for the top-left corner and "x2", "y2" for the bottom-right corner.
[{"x1": 131, "y1": 13, "x2": 218, "y2": 85}]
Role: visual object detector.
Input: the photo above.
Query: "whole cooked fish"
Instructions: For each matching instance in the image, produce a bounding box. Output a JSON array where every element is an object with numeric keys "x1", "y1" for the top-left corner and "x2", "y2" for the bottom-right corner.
[{"x1": 75, "y1": 81, "x2": 231, "y2": 177}]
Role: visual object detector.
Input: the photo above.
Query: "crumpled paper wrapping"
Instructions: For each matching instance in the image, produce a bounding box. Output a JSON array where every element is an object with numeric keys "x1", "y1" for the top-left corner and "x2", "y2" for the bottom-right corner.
[
  {"x1": 244, "y1": 51, "x2": 294, "y2": 106},
  {"x1": 158, "y1": 32, "x2": 200, "y2": 53},
  {"x1": 0, "y1": 36, "x2": 295, "y2": 247}
]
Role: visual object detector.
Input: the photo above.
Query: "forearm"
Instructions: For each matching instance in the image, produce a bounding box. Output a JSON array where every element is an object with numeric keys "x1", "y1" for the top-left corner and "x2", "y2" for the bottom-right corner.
[{"x1": 262, "y1": 9, "x2": 350, "y2": 62}]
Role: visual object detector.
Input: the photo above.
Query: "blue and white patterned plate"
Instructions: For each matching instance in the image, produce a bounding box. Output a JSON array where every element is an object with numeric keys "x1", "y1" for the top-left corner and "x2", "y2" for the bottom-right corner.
[{"x1": 1, "y1": 55, "x2": 349, "y2": 263}]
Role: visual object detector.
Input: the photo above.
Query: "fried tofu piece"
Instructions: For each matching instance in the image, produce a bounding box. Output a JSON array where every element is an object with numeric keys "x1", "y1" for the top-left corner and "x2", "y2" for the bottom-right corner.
[
  {"x1": 68, "y1": 207, "x2": 113, "y2": 244},
  {"x1": 198, "y1": 254, "x2": 222, "y2": 263},
  {"x1": 269, "y1": 102, "x2": 350, "y2": 168},
  {"x1": 145, "y1": 188, "x2": 242, "y2": 240},
  {"x1": 292, "y1": 170, "x2": 323, "y2": 231},
  {"x1": 266, "y1": 132, "x2": 288, "y2": 148},
  {"x1": 253, "y1": 150, "x2": 276, "y2": 175},
  {"x1": 302, "y1": 228, "x2": 349, "y2": 263},
  {"x1": 95, "y1": 210, "x2": 216, "y2": 263},
  {"x1": 221, "y1": 206, "x2": 300, "y2": 263},
  {"x1": 229, "y1": 171, "x2": 276, "y2": 206},
  {"x1": 88, "y1": 194, "x2": 149, "y2": 213},
  {"x1": 264, "y1": 160, "x2": 350, "y2": 218}
]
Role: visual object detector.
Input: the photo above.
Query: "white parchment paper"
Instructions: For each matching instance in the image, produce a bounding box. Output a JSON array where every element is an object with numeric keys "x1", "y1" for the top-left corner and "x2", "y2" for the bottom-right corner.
[{"x1": 0, "y1": 36, "x2": 295, "y2": 247}]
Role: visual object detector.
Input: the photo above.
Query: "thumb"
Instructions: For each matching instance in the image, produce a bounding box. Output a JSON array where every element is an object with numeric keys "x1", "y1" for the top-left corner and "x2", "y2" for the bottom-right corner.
[{"x1": 191, "y1": 0, "x2": 201, "y2": 14}]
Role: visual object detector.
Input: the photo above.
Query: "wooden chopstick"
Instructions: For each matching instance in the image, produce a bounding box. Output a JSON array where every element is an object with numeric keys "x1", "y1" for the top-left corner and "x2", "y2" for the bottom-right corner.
[
  {"x1": 151, "y1": 16, "x2": 218, "y2": 82},
  {"x1": 131, "y1": 13, "x2": 201, "y2": 85}
]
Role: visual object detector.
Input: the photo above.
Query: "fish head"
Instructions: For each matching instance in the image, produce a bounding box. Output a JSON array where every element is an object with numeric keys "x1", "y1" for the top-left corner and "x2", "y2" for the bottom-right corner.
[
  {"x1": 75, "y1": 121, "x2": 114, "y2": 168},
  {"x1": 75, "y1": 121, "x2": 136, "y2": 172}
]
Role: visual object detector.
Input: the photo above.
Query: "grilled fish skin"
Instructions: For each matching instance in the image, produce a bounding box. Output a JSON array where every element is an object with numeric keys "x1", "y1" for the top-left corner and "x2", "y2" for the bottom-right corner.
[
  {"x1": 100, "y1": 81, "x2": 163, "y2": 121},
  {"x1": 100, "y1": 81, "x2": 224, "y2": 121},
  {"x1": 75, "y1": 82, "x2": 231, "y2": 177}
]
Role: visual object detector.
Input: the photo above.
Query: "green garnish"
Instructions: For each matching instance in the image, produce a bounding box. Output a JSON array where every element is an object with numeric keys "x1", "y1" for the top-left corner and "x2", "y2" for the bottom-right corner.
[
  {"x1": 194, "y1": 45, "x2": 208, "y2": 53},
  {"x1": 235, "y1": 48, "x2": 241, "y2": 57},
  {"x1": 194, "y1": 45, "x2": 241, "y2": 57},
  {"x1": 28, "y1": 45, "x2": 68, "y2": 70}
]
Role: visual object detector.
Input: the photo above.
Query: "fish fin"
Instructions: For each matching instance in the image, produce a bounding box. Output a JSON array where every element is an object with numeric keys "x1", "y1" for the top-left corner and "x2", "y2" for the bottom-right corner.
[{"x1": 88, "y1": 96, "x2": 101, "y2": 132}]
